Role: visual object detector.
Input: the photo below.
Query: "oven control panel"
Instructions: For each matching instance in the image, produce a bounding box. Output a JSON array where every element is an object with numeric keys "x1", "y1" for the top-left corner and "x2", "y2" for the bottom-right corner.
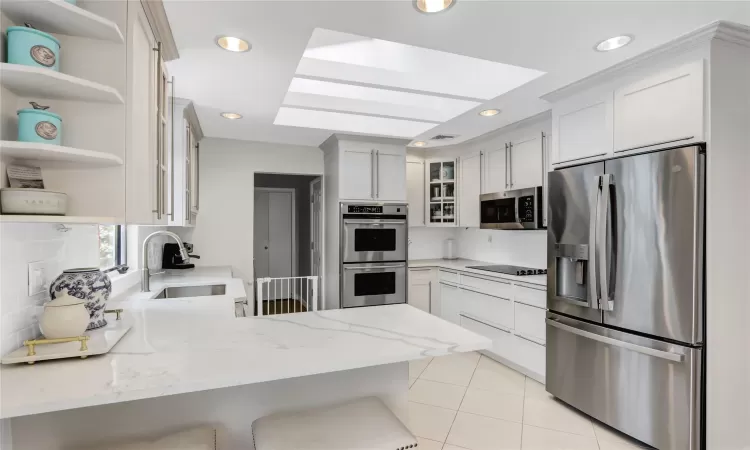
[
  {"x1": 348, "y1": 205, "x2": 383, "y2": 214},
  {"x1": 343, "y1": 203, "x2": 407, "y2": 216}
]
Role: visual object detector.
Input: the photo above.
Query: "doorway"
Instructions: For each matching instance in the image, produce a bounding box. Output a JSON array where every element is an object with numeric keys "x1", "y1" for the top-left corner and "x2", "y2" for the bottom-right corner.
[{"x1": 254, "y1": 173, "x2": 322, "y2": 314}]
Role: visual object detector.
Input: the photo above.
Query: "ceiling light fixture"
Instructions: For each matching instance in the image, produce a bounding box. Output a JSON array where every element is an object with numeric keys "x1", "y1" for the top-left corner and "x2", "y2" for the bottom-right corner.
[
  {"x1": 594, "y1": 35, "x2": 633, "y2": 52},
  {"x1": 216, "y1": 36, "x2": 251, "y2": 52},
  {"x1": 479, "y1": 109, "x2": 500, "y2": 117},
  {"x1": 220, "y1": 112, "x2": 242, "y2": 120},
  {"x1": 414, "y1": 0, "x2": 455, "y2": 14},
  {"x1": 413, "y1": 141, "x2": 427, "y2": 147}
]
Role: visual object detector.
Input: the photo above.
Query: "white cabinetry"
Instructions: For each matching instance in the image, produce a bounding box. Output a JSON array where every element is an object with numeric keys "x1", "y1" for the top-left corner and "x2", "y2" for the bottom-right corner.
[
  {"x1": 481, "y1": 146, "x2": 507, "y2": 194},
  {"x1": 458, "y1": 152, "x2": 481, "y2": 228},
  {"x1": 614, "y1": 60, "x2": 704, "y2": 153},
  {"x1": 331, "y1": 138, "x2": 407, "y2": 202},
  {"x1": 439, "y1": 281, "x2": 461, "y2": 325},
  {"x1": 509, "y1": 134, "x2": 544, "y2": 191},
  {"x1": 551, "y1": 90, "x2": 613, "y2": 165},
  {"x1": 425, "y1": 159, "x2": 457, "y2": 226},
  {"x1": 406, "y1": 160, "x2": 425, "y2": 227},
  {"x1": 408, "y1": 268, "x2": 432, "y2": 313},
  {"x1": 168, "y1": 99, "x2": 203, "y2": 227}
]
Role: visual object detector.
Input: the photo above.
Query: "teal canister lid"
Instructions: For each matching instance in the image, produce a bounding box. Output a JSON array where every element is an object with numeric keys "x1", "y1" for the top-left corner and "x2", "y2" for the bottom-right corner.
[
  {"x1": 6, "y1": 26, "x2": 61, "y2": 47},
  {"x1": 17, "y1": 108, "x2": 63, "y2": 122}
]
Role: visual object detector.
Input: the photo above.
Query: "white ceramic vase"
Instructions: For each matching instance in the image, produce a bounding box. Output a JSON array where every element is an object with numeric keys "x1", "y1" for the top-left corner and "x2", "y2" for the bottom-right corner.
[{"x1": 40, "y1": 294, "x2": 90, "y2": 339}]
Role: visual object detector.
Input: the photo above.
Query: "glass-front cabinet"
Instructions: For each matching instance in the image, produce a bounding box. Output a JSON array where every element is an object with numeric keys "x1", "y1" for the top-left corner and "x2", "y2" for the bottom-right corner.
[{"x1": 425, "y1": 159, "x2": 458, "y2": 226}]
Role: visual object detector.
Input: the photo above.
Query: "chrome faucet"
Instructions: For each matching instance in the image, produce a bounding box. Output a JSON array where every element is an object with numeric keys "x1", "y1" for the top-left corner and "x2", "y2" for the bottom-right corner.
[{"x1": 141, "y1": 231, "x2": 189, "y2": 292}]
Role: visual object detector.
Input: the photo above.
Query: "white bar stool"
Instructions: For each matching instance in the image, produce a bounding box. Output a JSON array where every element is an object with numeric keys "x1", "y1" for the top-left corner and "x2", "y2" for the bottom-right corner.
[{"x1": 252, "y1": 397, "x2": 418, "y2": 450}]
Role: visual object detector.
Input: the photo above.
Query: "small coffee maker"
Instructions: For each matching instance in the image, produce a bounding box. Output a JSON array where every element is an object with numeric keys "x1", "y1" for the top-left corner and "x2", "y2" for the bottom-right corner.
[{"x1": 162, "y1": 242, "x2": 200, "y2": 269}]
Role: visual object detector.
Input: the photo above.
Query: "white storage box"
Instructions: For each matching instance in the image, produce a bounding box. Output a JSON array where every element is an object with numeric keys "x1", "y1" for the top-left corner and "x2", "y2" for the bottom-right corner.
[{"x1": 252, "y1": 397, "x2": 417, "y2": 450}]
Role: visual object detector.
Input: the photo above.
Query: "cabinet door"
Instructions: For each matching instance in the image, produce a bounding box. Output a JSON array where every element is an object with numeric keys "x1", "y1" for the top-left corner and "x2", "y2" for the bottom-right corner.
[
  {"x1": 439, "y1": 282, "x2": 461, "y2": 324},
  {"x1": 406, "y1": 160, "x2": 425, "y2": 227},
  {"x1": 614, "y1": 60, "x2": 704, "y2": 153},
  {"x1": 340, "y1": 149, "x2": 374, "y2": 200},
  {"x1": 408, "y1": 272, "x2": 431, "y2": 313},
  {"x1": 459, "y1": 153, "x2": 481, "y2": 227},
  {"x1": 125, "y1": 2, "x2": 158, "y2": 224},
  {"x1": 551, "y1": 91, "x2": 613, "y2": 165},
  {"x1": 509, "y1": 134, "x2": 543, "y2": 191},
  {"x1": 483, "y1": 146, "x2": 507, "y2": 194},
  {"x1": 376, "y1": 151, "x2": 406, "y2": 201}
]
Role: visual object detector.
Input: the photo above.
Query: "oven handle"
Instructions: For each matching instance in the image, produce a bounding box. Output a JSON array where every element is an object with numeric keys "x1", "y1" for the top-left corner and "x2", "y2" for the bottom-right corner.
[
  {"x1": 343, "y1": 220, "x2": 406, "y2": 225},
  {"x1": 343, "y1": 263, "x2": 406, "y2": 270}
]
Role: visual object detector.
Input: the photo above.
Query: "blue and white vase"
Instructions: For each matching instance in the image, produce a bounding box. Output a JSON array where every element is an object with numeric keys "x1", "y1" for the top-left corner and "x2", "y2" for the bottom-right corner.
[{"x1": 49, "y1": 268, "x2": 112, "y2": 330}]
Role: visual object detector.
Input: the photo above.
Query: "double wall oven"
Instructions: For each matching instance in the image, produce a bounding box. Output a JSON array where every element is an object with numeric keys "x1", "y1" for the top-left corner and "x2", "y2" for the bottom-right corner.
[{"x1": 340, "y1": 203, "x2": 408, "y2": 308}]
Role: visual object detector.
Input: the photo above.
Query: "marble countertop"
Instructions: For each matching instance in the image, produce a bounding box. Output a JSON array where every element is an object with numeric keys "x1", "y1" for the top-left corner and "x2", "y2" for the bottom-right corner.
[
  {"x1": 409, "y1": 258, "x2": 547, "y2": 287},
  {"x1": 0, "y1": 299, "x2": 489, "y2": 418}
]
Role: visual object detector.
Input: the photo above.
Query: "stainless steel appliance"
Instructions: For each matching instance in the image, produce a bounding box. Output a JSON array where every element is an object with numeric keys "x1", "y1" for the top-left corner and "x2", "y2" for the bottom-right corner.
[
  {"x1": 466, "y1": 265, "x2": 547, "y2": 276},
  {"x1": 480, "y1": 186, "x2": 544, "y2": 229},
  {"x1": 546, "y1": 145, "x2": 705, "y2": 450},
  {"x1": 340, "y1": 203, "x2": 408, "y2": 308}
]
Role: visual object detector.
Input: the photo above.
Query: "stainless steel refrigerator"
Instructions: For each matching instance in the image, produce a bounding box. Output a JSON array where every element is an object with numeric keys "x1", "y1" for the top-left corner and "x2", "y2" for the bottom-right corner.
[{"x1": 546, "y1": 145, "x2": 705, "y2": 450}]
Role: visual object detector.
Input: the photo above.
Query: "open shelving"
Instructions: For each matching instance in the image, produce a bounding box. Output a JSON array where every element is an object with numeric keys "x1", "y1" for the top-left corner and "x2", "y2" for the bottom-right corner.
[
  {"x1": 0, "y1": 63, "x2": 124, "y2": 104},
  {"x1": 0, "y1": 215, "x2": 123, "y2": 224},
  {"x1": 0, "y1": 141, "x2": 123, "y2": 166},
  {"x1": 1, "y1": 0, "x2": 124, "y2": 43}
]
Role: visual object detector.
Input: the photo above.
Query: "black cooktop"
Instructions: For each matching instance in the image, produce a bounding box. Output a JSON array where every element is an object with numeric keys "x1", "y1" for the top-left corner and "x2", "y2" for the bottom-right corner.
[{"x1": 466, "y1": 265, "x2": 547, "y2": 276}]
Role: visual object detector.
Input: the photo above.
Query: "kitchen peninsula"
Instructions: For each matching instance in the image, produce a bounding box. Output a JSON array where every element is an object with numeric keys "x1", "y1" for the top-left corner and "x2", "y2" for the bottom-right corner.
[{"x1": 0, "y1": 270, "x2": 488, "y2": 450}]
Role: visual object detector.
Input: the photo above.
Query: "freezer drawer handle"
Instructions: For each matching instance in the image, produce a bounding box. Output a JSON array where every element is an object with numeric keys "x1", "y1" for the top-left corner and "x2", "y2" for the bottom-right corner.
[{"x1": 546, "y1": 318, "x2": 685, "y2": 363}]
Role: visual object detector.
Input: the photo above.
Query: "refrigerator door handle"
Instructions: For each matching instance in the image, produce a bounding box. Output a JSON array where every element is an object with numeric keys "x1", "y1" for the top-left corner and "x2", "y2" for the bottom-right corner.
[
  {"x1": 588, "y1": 176, "x2": 601, "y2": 309},
  {"x1": 546, "y1": 318, "x2": 685, "y2": 363},
  {"x1": 598, "y1": 173, "x2": 614, "y2": 311}
]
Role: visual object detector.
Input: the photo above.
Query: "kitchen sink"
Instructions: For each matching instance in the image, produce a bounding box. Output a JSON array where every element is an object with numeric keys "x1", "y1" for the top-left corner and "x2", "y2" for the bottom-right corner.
[{"x1": 153, "y1": 284, "x2": 227, "y2": 299}]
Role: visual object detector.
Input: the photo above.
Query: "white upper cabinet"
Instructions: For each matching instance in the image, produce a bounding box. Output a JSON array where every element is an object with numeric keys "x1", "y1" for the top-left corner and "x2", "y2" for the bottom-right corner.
[
  {"x1": 551, "y1": 90, "x2": 614, "y2": 165},
  {"x1": 337, "y1": 141, "x2": 406, "y2": 202},
  {"x1": 459, "y1": 152, "x2": 481, "y2": 228},
  {"x1": 425, "y1": 159, "x2": 457, "y2": 226},
  {"x1": 169, "y1": 100, "x2": 203, "y2": 227},
  {"x1": 340, "y1": 149, "x2": 374, "y2": 201},
  {"x1": 376, "y1": 149, "x2": 406, "y2": 202},
  {"x1": 509, "y1": 133, "x2": 544, "y2": 191},
  {"x1": 482, "y1": 146, "x2": 507, "y2": 194},
  {"x1": 614, "y1": 60, "x2": 704, "y2": 153},
  {"x1": 406, "y1": 160, "x2": 425, "y2": 227}
]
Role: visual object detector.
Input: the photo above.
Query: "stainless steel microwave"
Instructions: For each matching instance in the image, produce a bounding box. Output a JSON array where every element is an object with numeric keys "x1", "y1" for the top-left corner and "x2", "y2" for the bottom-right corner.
[{"x1": 480, "y1": 186, "x2": 544, "y2": 230}]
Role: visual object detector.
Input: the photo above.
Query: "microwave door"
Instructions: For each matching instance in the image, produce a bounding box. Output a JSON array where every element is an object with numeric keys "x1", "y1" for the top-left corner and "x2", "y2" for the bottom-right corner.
[{"x1": 547, "y1": 162, "x2": 605, "y2": 324}]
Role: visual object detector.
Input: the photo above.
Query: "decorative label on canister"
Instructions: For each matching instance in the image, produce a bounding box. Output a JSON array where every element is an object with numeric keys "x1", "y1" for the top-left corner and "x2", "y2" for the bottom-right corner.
[
  {"x1": 30, "y1": 45, "x2": 56, "y2": 67},
  {"x1": 35, "y1": 121, "x2": 58, "y2": 140}
]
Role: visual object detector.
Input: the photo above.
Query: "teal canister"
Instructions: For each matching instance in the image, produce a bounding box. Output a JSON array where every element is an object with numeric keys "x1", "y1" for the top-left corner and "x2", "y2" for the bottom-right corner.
[
  {"x1": 6, "y1": 26, "x2": 60, "y2": 71},
  {"x1": 18, "y1": 104, "x2": 62, "y2": 145},
  {"x1": 64, "y1": 0, "x2": 77, "y2": 4}
]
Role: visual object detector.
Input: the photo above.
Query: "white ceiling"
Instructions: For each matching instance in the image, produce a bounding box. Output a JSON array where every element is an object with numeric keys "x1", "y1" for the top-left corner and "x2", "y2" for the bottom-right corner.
[{"x1": 164, "y1": 0, "x2": 750, "y2": 149}]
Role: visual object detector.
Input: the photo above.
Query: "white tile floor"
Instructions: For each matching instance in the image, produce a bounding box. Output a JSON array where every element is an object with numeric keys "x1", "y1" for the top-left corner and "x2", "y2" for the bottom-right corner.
[{"x1": 407, "y1": 352, "x2": 653, "y2": 450}]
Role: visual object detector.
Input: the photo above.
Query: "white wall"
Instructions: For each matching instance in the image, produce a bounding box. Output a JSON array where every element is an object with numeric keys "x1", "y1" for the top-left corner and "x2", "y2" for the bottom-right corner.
[
  {"x1": 188, "y1": 138, "x2": 323, "y2": 289},
  {"x1": 455, "y1": 228, "x2": 547, "y2": 268},
  {"x1": 408, "y1": 227, "x2": 456, "y2": 260}
]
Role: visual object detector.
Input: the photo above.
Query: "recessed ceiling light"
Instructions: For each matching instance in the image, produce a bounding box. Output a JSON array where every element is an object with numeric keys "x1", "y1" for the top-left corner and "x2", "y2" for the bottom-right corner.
[
  {"x1": 595, "y1": 35, "x2": 633, "y2": 52},
  {"x1": 414, "y1": 0, "x2": 455, "y2": 14},
  {"x1": 479, "y1": 109, "x2": 500, "y2": 117},
  {"x1": 220, "y1": 112, "x2": 242, "y2": 120},
  {"x1": 216, "y1": 36, "x2": 251, "y2": 52},
  {"x1": 413, "y1": 141, "x2": 427, "y2": 147}
]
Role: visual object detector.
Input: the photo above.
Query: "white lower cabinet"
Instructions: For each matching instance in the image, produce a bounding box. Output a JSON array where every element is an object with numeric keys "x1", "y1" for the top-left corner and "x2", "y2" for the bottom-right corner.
[{"x1": 411, "y1": 267, "x2": 547, "y2": 380}]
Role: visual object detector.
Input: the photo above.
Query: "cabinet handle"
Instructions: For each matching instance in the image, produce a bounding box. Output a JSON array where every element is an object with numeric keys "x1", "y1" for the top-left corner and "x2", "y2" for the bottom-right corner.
[
  {"x1": 541, "y1": 132, "x2": 546, "y2": 226},
  {"x1": 185, "y1": 124, "x2": 191, "y2": 222},
  {"x1": 168, "y1": 76, "x2": 175, "y2": 218},
  {"x1": 504, "y1": 143, "x2": 509, "y2": 190},
  {"x1": 371, "y1": 150, "x2": 376, "y2": 199},
  {"x1": 508, "y1": 142, "x2": 513, "y2": 189},
  {"x1": 460, "y1": 313, "x2": 511, "y2": 334},
  {"x1": 376, "y1": 150, "x2": 380, "y2": 199},
  {"x1": 152, "y1": 41, "x2": 163, "y2": 220},
  {"x1": 195, "y1": 142, "x2": 200, "y2": 211}
]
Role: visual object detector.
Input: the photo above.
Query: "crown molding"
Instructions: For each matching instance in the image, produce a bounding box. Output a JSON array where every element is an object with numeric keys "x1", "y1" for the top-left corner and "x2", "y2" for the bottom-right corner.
[
  {"x1": 542, "y1": 20, "x2": 750, "y2": 103},
  {"x1": 141, "y1": 0, "x2": 179, "y2": 61},
  {"x1": 321, "y1": 133, "x2": 411, "y2": 148}
]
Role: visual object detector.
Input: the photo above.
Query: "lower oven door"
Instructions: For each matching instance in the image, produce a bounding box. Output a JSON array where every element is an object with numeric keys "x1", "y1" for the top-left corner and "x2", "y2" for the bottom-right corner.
[
  {"x1": 341, "y1": 262, "x2": 406, "y2": 308},
  {"x1": 546, "y1": 312, "x2": 702, "y2": 450}
]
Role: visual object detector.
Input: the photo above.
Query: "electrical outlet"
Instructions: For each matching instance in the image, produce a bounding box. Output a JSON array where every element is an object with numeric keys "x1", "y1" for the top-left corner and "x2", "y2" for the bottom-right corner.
[
  {"x1": 28, "y1": 261, "x2": 46, "y2": 296},
  {"x1": 487, "y1": 234, "x2": 493, "y2": 243}
]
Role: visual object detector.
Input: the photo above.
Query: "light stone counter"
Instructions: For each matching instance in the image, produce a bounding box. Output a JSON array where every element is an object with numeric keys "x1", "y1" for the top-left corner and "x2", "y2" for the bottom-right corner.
[{"x1": 409, "y1": 258, "x2": 547, "y2": 287}]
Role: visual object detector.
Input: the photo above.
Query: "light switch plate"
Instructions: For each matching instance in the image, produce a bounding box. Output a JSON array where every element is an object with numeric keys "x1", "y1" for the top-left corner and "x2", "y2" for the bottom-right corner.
[{"x1": 28, "y1": 261, "x2": 46, "y2": 296}]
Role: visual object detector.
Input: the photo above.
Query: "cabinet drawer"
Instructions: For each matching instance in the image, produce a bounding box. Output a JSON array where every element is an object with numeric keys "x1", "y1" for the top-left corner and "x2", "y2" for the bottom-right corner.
[
  {"x1": 461, "y1": 288, "x2": 513, "y2": 331},
  {"x1": 460, "y1": 274, "x2": 512, "y2": 299},
  {"x1": 514, "y1": 284, "x2": 547, "y2": 309},
  {"x1": 514, "y1": 303, "x2": 546, "y2": 344},
  {"x1": 409, "y1": 268, "x2": 433, "y2": 283},
  {"x1": 513, "y1": 334, "x2": 545, "y2": 378},
  {"x1": 460, "y1": 313, "x2": 513, "y2": 361},
  {"x1": 439, "y1": 270, "x2": 459, "y2": 284}
]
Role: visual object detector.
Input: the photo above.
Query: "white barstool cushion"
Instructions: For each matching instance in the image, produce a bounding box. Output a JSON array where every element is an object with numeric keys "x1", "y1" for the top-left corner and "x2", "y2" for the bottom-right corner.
[
  {"x1": 83, "y1": 426, "x2": 216, "y2": 450},
  {"x1": 252, "y1": 397, "x2": 417, "y2": 450}
]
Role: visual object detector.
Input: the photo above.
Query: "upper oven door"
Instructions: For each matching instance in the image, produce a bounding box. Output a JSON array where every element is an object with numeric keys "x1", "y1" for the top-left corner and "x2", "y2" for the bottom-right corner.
[
  {"x1": 342, "y1": 217, "x2": 407, "y2": 263},
  {"x1": 480, "y1": 193, "x2": 520, "y2": 230}
]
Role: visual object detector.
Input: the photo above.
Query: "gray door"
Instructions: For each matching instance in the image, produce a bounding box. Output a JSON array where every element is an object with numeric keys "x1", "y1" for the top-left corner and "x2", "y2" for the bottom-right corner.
[
  {"x1": 547, "y1": 162, "x2": 604, "y2": 323},
  {"x1": 602, "y1": 146, "x2": 704, "y2": 344}
]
